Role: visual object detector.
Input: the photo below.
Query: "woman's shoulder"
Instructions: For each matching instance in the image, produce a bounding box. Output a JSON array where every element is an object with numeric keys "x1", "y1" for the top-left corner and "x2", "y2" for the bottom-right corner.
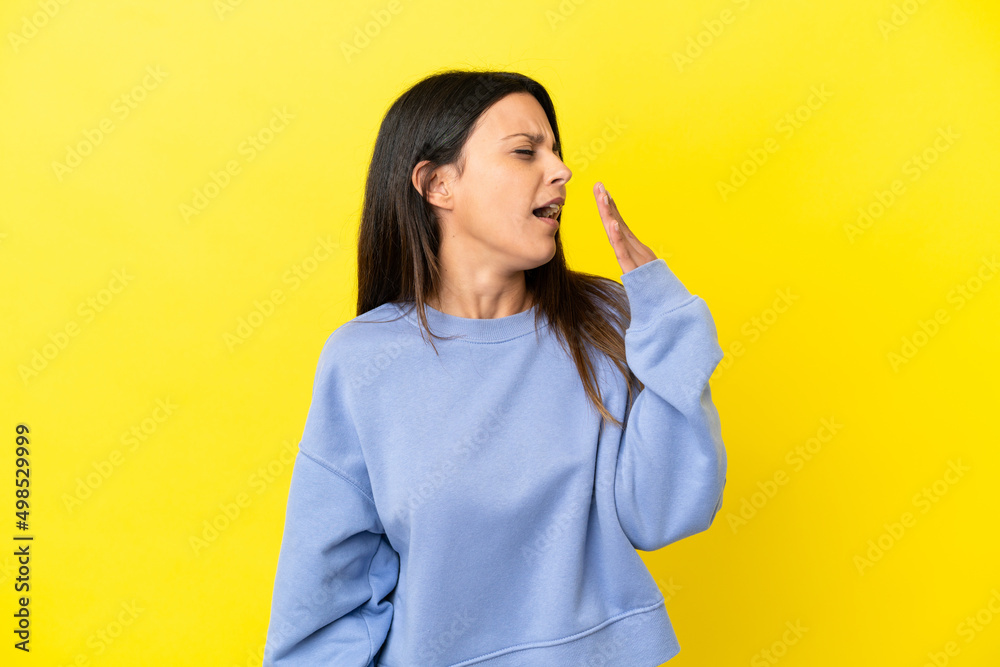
[{"x1": 318, "y1": 301, "x2": 417, "y2": 364}]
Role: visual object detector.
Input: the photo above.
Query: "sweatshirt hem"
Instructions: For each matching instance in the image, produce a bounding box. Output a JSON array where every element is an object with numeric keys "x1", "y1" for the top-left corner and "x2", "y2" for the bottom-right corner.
[{"x1": 378, "y1": 600, "x2": 680, "y2": 666}]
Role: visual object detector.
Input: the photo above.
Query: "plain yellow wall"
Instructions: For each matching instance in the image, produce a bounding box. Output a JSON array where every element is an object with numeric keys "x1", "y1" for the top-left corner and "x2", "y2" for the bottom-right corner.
[{"x1": 3, "y1": 0, "x2": 999, "y2": 665}]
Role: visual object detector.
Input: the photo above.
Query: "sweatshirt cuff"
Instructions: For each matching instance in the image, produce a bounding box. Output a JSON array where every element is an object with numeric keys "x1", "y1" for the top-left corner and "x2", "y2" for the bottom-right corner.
[{"x1": 620, "y1": 258, "x2": 695, "y2": 331}]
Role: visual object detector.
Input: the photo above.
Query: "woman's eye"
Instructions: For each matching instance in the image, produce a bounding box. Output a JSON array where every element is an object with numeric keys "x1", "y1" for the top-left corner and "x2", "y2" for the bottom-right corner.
[{"x1": 514, "y1": 149, "x2": 535, "y2": 156}]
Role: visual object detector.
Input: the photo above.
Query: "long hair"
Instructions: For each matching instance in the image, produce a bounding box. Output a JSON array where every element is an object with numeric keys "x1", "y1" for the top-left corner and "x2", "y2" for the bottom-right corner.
[{"x1": 356, "y1": 68, "x2": 641, "y2": 430}]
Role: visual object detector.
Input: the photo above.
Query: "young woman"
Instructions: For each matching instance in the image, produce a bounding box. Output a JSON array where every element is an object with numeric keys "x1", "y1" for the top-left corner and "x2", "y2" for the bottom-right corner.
[{"x1": 264, "y1": 69, "x2": 727, "y2": 666}]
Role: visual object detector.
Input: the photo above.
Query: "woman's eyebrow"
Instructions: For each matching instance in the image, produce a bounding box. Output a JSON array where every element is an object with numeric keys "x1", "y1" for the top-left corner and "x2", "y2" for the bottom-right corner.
[{"x1": 501, "y1": 132, "x2": 560, "y2": 152}]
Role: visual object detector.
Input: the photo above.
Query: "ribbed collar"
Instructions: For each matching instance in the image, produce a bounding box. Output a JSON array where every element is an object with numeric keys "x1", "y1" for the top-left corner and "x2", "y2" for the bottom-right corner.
[{"x1": 396, "y1": 300, "x2": 547, "y2": 343}]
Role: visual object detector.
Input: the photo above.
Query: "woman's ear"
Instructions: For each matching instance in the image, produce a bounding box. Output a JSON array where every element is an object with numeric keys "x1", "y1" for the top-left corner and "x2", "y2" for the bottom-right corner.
[{"x1": 412, "y1": 160, "x2": 454, "y2": 211}]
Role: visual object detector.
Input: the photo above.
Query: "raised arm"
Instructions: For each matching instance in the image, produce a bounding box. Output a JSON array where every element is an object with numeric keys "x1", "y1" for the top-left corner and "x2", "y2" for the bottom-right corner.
[{"x1": 614, "y1": 258, "x2": 727, "y2": 552}]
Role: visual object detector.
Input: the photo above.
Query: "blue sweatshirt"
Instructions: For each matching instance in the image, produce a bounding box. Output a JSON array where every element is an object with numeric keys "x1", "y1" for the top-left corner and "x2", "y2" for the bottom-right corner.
[{"x1": 264, "y1": 258, "x2": 727, "y2": 666}]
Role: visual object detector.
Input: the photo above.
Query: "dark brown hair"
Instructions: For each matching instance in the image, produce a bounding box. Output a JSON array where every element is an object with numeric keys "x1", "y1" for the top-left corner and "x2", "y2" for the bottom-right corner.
[{"x1": 355, "y1": 68, "x2": 641, "y2": 429}]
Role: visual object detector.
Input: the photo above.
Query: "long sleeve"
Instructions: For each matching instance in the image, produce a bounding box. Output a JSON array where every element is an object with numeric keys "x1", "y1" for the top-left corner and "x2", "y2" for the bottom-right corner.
[
  {"x1": 264, "y1": 334, "x2": 399, "y2": 666},
  {"x1": 613, "y1": 258, "x2": 727, "y2": 552}
]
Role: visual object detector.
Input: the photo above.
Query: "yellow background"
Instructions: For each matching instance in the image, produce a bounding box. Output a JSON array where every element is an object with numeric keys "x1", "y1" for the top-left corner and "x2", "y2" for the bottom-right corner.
[{"x1": 3, "y1": 0, "x2": 999, "y2": 664}]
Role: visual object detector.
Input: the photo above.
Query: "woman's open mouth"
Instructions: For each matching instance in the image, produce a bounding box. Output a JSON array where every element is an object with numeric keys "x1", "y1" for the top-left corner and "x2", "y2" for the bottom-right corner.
[{"x1": 532, "y1": 203, "x2": 562, "y2": 227}]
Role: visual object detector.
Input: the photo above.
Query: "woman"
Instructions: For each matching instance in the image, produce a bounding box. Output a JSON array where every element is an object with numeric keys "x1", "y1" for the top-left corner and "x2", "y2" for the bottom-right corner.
[{"x1": 264, "y1": 69, "x2": 727, "y2": 666}]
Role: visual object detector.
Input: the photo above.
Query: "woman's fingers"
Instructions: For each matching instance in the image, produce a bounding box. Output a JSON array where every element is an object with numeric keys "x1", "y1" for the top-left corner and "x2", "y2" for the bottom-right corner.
[
  {"x1": 593, "y1": 182, "x2": 614, "y2": 240},
  {"x1": 594, "y1": 182, "x2": 657, "y2": 274},
  {"x1": 593, "y1": 183, "x2": 629, "y2": 269}
]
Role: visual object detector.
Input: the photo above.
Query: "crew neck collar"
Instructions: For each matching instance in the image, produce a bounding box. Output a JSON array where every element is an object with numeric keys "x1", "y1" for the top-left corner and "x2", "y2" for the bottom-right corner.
[{"x1": 396, "y1": 300, "x2": 546, "y2": 343}]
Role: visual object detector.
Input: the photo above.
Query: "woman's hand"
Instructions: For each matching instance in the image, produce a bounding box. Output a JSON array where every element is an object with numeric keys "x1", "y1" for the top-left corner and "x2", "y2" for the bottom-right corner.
[{"x1": 593, "y1": 182, "x2": 658, "y2": 274}]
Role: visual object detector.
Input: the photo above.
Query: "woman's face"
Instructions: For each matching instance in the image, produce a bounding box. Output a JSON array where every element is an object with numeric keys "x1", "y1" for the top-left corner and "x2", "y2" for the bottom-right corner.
[{"x1": 422, "y1": 91, "x2": 572, "y2": 273}]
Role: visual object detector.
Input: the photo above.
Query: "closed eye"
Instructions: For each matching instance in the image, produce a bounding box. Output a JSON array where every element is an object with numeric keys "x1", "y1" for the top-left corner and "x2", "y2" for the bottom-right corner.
[{"x1": 514, "y1": 149, "x2": 535, "y2": 156}]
